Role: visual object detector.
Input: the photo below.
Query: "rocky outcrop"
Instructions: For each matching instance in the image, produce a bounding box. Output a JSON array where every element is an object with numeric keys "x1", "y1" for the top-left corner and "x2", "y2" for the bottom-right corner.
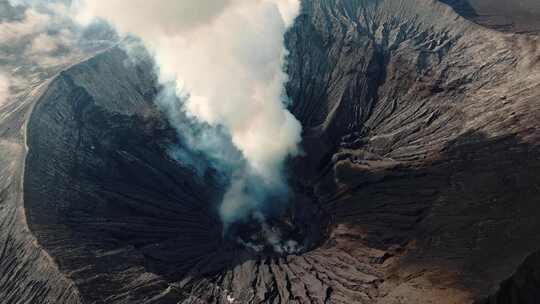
[{"x1": 2, "y1": 0, "x2": 540, "y2": 303}]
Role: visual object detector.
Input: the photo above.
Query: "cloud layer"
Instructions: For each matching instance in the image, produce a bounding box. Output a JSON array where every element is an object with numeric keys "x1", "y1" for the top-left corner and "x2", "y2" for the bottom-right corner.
[
  {"x1": 79, "y1": 0, "x2": 302, "y2": 226},
  {"x1": 0, "y1": 72, "x2": 9, "y2": 107}
]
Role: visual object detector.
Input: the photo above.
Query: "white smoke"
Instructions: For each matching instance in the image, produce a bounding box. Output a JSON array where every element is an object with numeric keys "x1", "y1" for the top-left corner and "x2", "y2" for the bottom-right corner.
[
  {"x1": 235, "y1": 212, "x2": 303, "y2": 254},
  {"x1": 78, "y1": 0, "x2": 303, "y2": 226}
]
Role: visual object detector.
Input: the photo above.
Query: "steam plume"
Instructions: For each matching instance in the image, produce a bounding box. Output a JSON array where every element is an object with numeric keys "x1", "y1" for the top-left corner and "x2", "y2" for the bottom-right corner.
[{"x1": 77, "y1": 0, "x2": 302, "y2": 226}]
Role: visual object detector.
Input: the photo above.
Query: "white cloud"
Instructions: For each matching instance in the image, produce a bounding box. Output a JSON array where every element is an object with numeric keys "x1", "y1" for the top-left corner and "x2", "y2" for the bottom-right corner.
[
  {"x1": 29, "y1": 33, "x2": 59, "y2": 53},
  {"x1": 0, "y1": 9, "x2": 50, "y2": 44},
  {"x1": 79, "y1": 0, "x2": 302, "y2": 225},
  {"x1": 0, "y1": 72, "x2": 10, "y2": 107},
  {"x1": 27, "y1": 28, "x2": 76, "y2": 54},
  {"x1": 0, "y1": 1, "x2": 84, "y2": 68}
]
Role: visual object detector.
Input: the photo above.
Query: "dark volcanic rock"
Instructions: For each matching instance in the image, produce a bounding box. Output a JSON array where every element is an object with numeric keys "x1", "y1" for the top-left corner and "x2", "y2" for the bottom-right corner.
[
  {"x1": 479, "y1": 251, "x2": 540, "y2": 304},
  {"x1": 24, "y1": 48, "x2": 227, "y2": 303},
  {"x1": 443, "y1": 0, "x2": 540, "y2": 33},
  {"x1": 285, "y1": 0, "x2": 540, "y2": 302},
  {"x1": 2, "y1": 0, "x2": 540, "y2": 303}
]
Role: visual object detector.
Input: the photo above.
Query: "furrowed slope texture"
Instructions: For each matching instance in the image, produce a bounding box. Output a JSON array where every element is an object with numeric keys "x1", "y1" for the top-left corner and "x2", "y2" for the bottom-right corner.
[
  {"x1": 443, "y1": 0, "x2": 540, "y2": 33},
  {"x1": 24, "y1": 48, "x2": 231, "y2": 303},
  {"x1": 284, "y1": 0, "x2": 540, "y2": 303},
  {"x1": 0, "y1": 39, "x2": 91, "y2": 304},
  {"x1": 11, "y1": 1, "x2": 540, "y2": 304},
  {"x1": 0, "y1": 81, "x2": 82, "y2": 304}
]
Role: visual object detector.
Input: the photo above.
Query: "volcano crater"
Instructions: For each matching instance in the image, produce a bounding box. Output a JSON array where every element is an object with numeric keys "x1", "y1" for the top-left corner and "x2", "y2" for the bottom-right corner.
[{"x1": 16, "y1": 0, "x2": 540, "y2": 303}]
